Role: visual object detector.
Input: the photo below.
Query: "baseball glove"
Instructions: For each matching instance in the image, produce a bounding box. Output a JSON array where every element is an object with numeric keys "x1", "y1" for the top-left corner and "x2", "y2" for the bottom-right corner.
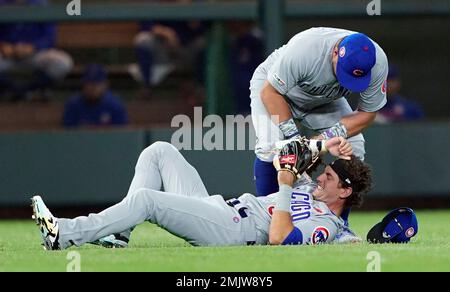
[{"x1": 275, "y1": 139, "x2": 313, "y2": 179}]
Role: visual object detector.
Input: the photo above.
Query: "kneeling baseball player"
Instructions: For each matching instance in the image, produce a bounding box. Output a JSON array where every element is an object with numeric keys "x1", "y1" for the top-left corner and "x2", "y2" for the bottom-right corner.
[{"x1": 31, "y1": 137, "x2": 372, "y2": 250}]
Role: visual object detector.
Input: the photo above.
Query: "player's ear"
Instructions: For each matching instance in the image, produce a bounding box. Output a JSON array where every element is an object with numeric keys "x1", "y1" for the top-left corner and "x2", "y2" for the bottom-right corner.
[
  {"x1": 338, "y1": 186, "x2": 352, "y2": 200},
  {"x1": 333, "y1": 45, "x2": 338, "y2": 56}
]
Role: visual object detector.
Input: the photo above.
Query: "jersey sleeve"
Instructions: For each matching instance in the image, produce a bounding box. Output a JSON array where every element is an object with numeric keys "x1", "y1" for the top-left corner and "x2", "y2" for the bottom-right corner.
[
  {"x1": 292, "y1": 215, "x2": 339, "y2": 245},
  {"x1": 267, "y1": 38, "x2": 310, "y2": 95},
  {"x1": 358, "y1": 48, "x2": 389, "y2": 112}
]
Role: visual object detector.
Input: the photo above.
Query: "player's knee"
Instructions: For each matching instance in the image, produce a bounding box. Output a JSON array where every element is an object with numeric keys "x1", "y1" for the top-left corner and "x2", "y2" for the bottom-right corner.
[
  {"x1": 149, "y1": 141, "x2": 177, "y2": 154},
  {"x1": 139, "y1": 141, "x2": 178, "y2": 162}
]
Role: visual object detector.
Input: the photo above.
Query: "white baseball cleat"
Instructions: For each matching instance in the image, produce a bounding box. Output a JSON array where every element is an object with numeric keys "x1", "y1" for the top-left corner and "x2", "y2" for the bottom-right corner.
[{"x1": 31, "y1": 195, "x2": 61, "y2": 250}]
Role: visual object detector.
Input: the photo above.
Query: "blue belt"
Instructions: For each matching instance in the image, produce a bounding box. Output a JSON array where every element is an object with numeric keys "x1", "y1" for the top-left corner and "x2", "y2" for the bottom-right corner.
[
  {"x1": 226, "y1": 199, "x2": 249, "y2": 218},
  {"x1": 226, "y1": 199, "x2": 255, "y2": 245}
]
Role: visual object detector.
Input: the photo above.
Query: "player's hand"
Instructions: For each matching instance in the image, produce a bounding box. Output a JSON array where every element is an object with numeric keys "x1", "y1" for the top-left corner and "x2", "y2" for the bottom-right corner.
[
  {"x1": 274, "y1": 140, "x2": 313, "y2": 180},
  {"x1": 325, "y1": 137, "x2": 352, "y2": 160}
]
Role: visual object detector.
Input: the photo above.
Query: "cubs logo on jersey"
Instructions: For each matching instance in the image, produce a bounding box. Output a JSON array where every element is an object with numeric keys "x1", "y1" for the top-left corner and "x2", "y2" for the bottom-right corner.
[
  {"x1": 311, "y1": 226, "x2": 330, "y2": 244},
  {"x1": 267, "y1": 205, "x2": 275, "y2": 216}
]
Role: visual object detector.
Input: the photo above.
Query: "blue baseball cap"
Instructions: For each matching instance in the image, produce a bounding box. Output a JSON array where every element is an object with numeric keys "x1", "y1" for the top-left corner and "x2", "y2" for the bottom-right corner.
[
  {"x1": 82, "y1": 63, "x2": 107, "y2": 83},
  {"x1": 336, "y1": 33, "x2": 376, "y2": 93},
  {"x1": 367, "y1": 207, "x2": 418, "y2": 244}
]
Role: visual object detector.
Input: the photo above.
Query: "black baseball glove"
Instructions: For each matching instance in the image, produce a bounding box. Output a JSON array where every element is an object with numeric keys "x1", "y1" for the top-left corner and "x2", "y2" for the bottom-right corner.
[{"x1": 276, "y1": 140, "x2": 313, "y2": 179}]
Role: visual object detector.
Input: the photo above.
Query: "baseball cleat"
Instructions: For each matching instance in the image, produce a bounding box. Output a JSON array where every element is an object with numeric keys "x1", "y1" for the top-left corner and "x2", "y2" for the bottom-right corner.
[
  {"x1": 90, "y1": 234, "x2": 129, "y2": 249},
  {"x1": 31, "y1": 195, "x2": 61, "y2": 250}
]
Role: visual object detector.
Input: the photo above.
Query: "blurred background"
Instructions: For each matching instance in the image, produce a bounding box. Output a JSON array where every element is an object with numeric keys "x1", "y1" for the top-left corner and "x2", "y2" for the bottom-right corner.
[{"x1": 0, "y1": 0, "x2": 449, "y2": 218}]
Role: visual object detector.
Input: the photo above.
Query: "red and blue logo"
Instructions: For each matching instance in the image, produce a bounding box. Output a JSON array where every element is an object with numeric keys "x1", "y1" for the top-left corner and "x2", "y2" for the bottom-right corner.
[
  {"x1": 339, "y1": 46, "x2": 346, "y2": 58},
  {"x1": 311, "y1": 226, "x2": 330, "y2": 244},
  {"x1": 267, "y1": 205, "x2": 275, "y2": 216},
  {"x1": 381, "y1": 80, "x2": 387, "y2": 94},
  {"x1": 352, "y1": 69, "x2": 364, "y2": 76},
  {"x1": 405, "y1": 227, "x2": 415, "y2": 238}
]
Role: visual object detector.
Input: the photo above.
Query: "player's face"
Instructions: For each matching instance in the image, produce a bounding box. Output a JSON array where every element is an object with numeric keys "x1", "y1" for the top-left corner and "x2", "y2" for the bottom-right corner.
[
  {"x1": 314, "y1": 166, "x2": 344, "y2": 204},
  {"x1": 83, "y1": 82, "x2": 108, "y2": 102}
]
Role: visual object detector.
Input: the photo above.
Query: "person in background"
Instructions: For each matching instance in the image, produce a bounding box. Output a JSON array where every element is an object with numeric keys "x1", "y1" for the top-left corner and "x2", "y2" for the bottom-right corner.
[
  {"x1": 130, "y1": 0, "x2": 208, "y2": 105},
  {"x1": 0, "y1": 0, "x2": 73, "y2": 101},
  {"x1": 376, "y1": 64, "x2": 425, "y2": 123},
  {"x1": 63, "y1": 64, "x2": 128, "y2": 128},
  {"x1": 228, "y1": 21, "x2": 264, "y2": 115}
]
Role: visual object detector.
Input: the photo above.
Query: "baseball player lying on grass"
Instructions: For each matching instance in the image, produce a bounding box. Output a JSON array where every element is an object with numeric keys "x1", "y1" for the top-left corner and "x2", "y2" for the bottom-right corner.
[{"x1": 31, "y1": 138, "x2": 372, "y2": 250}]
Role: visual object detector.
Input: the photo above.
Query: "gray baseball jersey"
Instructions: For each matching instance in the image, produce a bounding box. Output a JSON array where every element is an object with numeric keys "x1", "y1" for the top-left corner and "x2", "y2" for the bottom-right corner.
[
  {"x1": 261, "y1": 27, "x2": 388, "y2": 116},
  {"x1": 56, "y1": 142, "x2": 345, "y2": 248},
  {"x1": 250, "y1": 27, "x2": 388, "y2": 161}
]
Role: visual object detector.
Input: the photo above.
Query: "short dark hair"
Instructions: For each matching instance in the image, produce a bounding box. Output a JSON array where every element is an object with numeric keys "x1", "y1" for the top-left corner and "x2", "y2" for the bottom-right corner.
[{"x1": 336, "y1": 155, "x2": 373, "y2": 208}]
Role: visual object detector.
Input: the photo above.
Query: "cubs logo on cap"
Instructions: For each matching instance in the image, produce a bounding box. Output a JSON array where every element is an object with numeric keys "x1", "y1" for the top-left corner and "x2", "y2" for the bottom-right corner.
[
  {"x1": 336, "y1": 33, "x2": 376, "y2": 93},
  {"x1": 367, "y1": 207, "x2": 418, "y2": 244}
]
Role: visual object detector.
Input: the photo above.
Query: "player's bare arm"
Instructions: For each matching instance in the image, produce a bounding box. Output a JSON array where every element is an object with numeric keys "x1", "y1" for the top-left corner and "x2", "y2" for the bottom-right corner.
[
  {"x1": 269, "y1": 171, "x2": 295, "y2": 245},
  {"x1": 260, "y1": 81, "x2": 292, "y2": 124},
  {"x1": 269, "y1": 140, "x2": 314, "y2": 245},
  {"x1": 340, "y1": 110, "x2": 377, "y2": 137}
]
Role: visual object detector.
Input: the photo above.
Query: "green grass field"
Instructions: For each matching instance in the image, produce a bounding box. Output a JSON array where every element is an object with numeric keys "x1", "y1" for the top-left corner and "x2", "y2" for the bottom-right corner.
[{"x1": 0, "y1": 210, "x2": 449, "y2": 272}]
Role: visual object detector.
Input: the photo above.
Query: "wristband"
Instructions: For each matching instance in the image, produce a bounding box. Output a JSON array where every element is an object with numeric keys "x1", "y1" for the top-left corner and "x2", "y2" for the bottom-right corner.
[
  {"x1": 321, "y1": 122, "x2": 348, "y2": 140},
  {"x1": 275, "y1": 184, "x2": 293, "y2": 212},
  {"x1": 278, "y1": 118, "x2": 299, "y2": 139}
]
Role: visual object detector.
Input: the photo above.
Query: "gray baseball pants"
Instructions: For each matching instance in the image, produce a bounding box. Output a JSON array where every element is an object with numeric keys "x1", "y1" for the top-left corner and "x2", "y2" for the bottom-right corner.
[{"x1": 57, "y1": 142, "x2": 256, "y2": 248}]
